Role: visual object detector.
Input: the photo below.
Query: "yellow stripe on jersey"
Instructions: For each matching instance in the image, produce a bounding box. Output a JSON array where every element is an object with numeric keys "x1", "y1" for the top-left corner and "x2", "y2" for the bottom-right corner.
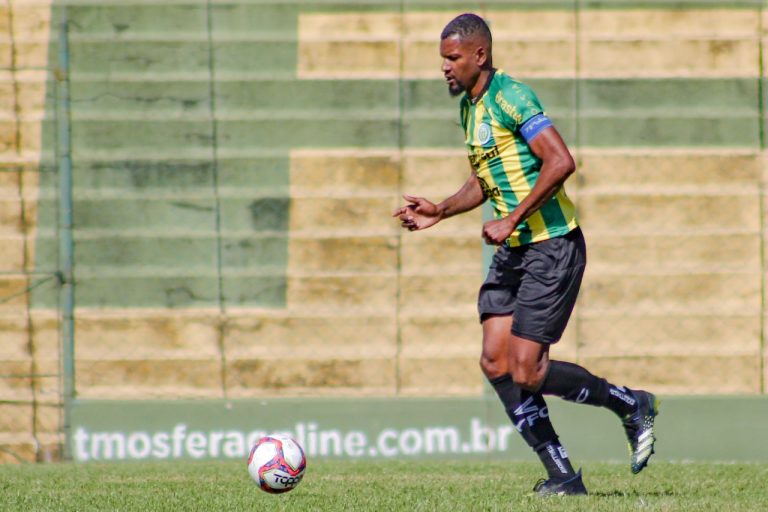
[
  {"x1": 472, "y1": 101, "x2": 510, "y2": 218},
  {"x1": 484, "y1": 106, "x2": 551, "y2": 243}
]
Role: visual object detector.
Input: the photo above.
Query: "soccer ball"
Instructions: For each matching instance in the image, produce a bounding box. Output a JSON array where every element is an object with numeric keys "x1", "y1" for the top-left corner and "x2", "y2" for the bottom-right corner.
[{"x1": 247, "y1": 434, "x2": 307, "y2": 494}]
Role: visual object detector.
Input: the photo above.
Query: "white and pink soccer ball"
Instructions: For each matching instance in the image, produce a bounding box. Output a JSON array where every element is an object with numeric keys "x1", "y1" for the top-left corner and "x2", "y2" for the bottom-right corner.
[{"x1": 247, "y1": 434, "x2": 307, "y2": 494}]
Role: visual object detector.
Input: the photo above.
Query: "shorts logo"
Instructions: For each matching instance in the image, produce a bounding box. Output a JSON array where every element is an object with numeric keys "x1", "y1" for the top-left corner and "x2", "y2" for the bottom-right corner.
[{"x1": 477, "y1": 123, "x2": 492, "y2": 145}]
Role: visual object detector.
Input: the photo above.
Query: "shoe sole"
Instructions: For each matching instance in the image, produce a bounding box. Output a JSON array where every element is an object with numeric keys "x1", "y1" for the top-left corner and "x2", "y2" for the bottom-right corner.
[{"x1": 631, "y1": 394, "x2": 660, "y2": 474}]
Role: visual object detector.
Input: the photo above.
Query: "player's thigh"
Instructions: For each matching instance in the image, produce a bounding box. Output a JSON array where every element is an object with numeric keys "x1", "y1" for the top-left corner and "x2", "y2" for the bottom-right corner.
[{"x1": 512, "y1": 229, "x2": 586, "y2": 344}]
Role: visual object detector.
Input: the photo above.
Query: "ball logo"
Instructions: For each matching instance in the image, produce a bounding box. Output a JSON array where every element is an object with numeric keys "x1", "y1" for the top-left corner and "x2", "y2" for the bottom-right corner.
[
  {"x1": 272, "y1": 474, "x2": 302, "y2": 487},
  {"x1": 477, "y1": 123, "x2": 492, "y2": 145}
]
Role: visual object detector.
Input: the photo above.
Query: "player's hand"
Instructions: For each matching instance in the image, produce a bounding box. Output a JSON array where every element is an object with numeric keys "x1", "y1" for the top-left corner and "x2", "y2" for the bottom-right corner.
[
  {"x1": 392, "y1": 195, "x2": 443, "y2": 231},
  {"x1": 482, "y1": 217, "x2": 516, "y2": 245}
]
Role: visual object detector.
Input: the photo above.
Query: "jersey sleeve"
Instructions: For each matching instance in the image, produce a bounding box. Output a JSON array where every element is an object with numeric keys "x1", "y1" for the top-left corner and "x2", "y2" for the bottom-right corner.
[{"x1": 494, "y1": 81, "x2": 545, "y2": 133}]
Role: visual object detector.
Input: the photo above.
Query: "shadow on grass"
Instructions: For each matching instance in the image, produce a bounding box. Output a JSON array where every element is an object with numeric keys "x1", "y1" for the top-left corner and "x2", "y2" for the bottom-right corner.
[{"x1": 590, "y1": 489, "x2": 677, "y2": 498}]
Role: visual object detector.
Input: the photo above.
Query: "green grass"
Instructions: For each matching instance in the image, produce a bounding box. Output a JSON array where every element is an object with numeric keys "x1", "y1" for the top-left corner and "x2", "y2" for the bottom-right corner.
[{"x1": 0, "y1": 460, "x2": 766, "y2": 511}]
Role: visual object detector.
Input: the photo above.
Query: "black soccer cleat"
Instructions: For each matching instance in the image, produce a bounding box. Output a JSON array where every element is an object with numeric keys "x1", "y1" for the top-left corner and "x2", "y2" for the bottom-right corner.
[
  {"x1": 533, "y1": 469, "x2": 588, "y2": 497},
  {"x1": 623, "y1": 390, "x2": 660, "y2": 474}
]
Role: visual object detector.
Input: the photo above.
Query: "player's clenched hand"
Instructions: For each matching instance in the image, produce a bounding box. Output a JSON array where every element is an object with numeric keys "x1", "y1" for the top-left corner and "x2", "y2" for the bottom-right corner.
[
  {"x1": 482, "y1": 217, "x2": 516, "y2": 245},
  {"x1": 392, "y1": 195, "x2": 443, "y2": 231}
]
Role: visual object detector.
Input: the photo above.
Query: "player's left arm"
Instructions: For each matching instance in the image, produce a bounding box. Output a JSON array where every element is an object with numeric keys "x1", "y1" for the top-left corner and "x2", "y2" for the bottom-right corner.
[{"x1": 482, "y1": 123, "x2": 575, "y2": 245}]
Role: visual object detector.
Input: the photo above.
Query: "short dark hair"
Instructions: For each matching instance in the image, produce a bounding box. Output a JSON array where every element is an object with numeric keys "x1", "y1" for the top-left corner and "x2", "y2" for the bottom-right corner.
[{"x1": 440, "y1": 13, "x2": 492, "y2": 44}]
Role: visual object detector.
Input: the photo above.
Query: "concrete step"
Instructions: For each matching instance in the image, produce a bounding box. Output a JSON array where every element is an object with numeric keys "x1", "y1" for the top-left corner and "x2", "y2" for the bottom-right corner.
[
  {"x1": 223, "y1": 313, "x2": 395, "y2": 360},
  {"x1": 71, "y1": 118, "x2": 212, "y2": 155},
  {"x1": 0, "y1": 316, "x2": 36, "y2": 360},
  {"x1": 579, "y1": 39, "x2": 758, "y2": 78},
  {"x1": 398, "y1": 356, "x2": 482, "y2": 396},
  {"x1": 401, "y1": 151, "x2": 476, "y2": 197},
  {"x1": 577, "y1": 192, "x2": 760, "y2": 232},
  {"x1": 7, "y1": 2, "x2": 54, "y2": 40},
  {"x1": 0, "y1": 402, "x2": 35, "y2": 433},
  {"x1": 225, "y1": 357, "x2": 397, "y2": 398},
  {"x1": 580, "y1": 8, "x2": 758, "y2": 37},
  {"x1": 288, "y1": 235, "x2": 397, "y2": 274},
  {"x1": 399, "y1": 312, "x2": 588, "y2": 362},
  {"x1": 296, "y1": 8, "x2": 760, "y2": 79},
  {"x1": 298, "y1": 10, "x2": 575, "y2": 79},
  {"x1": 399, "y1": 314, "x2": 479, "y2": 360},
  {"x1": 0, "y1": 431, "x2": 59, "y2": 464},
  {"x1": 286, "y1": 274, "x2": 397, "y2": 314},
  {"x1": 75, "y1": 313, "x2": 220, "y2": 360},
  {"x1": 585, "y1": 232, "x2": 760, "y2": 273},
  {"x1": 578, "y1": 314, "x2": 761, "y2": 357},
  {"x1": 70, "y1": 79, "x2": 210, "y2": 118},
  {"x1": 218, "y1": 80, "x2": 399, "y2": 117},
  {"x1": 219, "y1": 117, "x2": 401, "y2": 150},
  {"x1": 0, "y1": 433, "x2": 36, "y2": 463},
  {"x1": 0, "y1": 118, "x2": 57, "y2": 154},
  {"x1": 0, "y1": 275, "x2": 34, "y2": 311},
  {"x1": 0, "y1": 360, "x2": 32, "y2": 398},
  {"x1": 577, "y1": 150, "x2": 760, "y2": 189},
  {"x1": 0, "y1": 70, "x2": 51, "y2": 118},
  {"x1": 65, "y1": 3, "x2": 207, "y2": 36},
  {"x1": 289, "y1": 196, "x2": 400, "y2": 235},
  {"x1": 581, "y1": 354, "x2": 760, "y2": 394},
  {"x1": 76, "y1": 359, "x2": 223, "y2": 399},
  {"x1": 33, "y1": 401, "x2": 61, "y2": 436},
  {"x1": 399, "y1": 234, "x2": 483, "y2": 275},
  {"x1": 579, "y1": 8, "x2": 759, "y2": 78},
  {"x1": 399, "y1": 273, "x2": 479, "y2": 315},
  {"x1": 0, "y1": 399, "x2": 60, "y2": 437},
  {"x1": 0, "y1": 197, "x2": 35, "y2": 235},
  {"x1": 581, "y1": 271, "x2": 761, "y2": 314},
  {"x1": 47, "y1": 272, "x2": 289, "y2": 309},
  {"x1": 74, "y1": 311, "x2": 397, "y2": 360},
  {"x1": 290, "y1": 150, "x2": 399, "y2": 197},
  {"x1": 0, "y1": 228, "x2": 35, "y2": 273}
]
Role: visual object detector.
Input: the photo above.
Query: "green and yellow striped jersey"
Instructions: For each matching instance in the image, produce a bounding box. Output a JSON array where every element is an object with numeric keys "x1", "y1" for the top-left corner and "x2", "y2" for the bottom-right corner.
[{"x1": 460, "y1": 69, "x2": 578, "y2": 247}]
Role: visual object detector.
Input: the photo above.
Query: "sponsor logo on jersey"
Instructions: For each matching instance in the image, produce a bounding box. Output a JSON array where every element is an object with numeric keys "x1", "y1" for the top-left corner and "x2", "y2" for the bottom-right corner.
[
  {"x1": 477, "y1": 177, "x2": 500, "y2": 199},
  {"x1": 468, "y1": 146, "x2": 499, "y2": 169},
  {"x1": 495, "y1": 91, "x2": 524, "y2": 124}
]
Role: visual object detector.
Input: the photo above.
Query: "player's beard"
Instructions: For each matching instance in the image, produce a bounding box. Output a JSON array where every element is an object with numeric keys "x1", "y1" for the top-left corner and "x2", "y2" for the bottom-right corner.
[{"x1": 447, "y1": 77, "x2": 465, "y2": 97}]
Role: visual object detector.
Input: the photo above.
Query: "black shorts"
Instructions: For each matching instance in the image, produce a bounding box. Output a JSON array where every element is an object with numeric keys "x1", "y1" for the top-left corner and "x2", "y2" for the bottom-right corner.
[{"x1": 477, "y1": 227, "x2": 586, "y2": 344}]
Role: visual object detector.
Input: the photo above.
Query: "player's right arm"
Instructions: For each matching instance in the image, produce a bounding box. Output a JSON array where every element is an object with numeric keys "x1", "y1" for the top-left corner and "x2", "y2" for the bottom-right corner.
[{"x1": 392, "y1": 171, "x2": 486, "y2": 231}]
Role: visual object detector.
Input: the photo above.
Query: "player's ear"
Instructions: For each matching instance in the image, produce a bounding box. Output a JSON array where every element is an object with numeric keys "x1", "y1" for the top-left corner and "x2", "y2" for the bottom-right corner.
[{"x1": 474, "y1": 46, "x2": 488, "y2": 67}]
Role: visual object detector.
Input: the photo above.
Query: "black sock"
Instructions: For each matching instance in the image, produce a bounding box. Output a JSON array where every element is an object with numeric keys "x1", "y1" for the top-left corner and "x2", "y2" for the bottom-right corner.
[
  {"x1": 537, "y1": 441, "x2": 577, "y2": 482},
  {"x1": 539, "y1": 360, "x2": 637, "y2": 418},
  {"x1": 489, "y1": 374, "x2": 577, "y2": 481}
]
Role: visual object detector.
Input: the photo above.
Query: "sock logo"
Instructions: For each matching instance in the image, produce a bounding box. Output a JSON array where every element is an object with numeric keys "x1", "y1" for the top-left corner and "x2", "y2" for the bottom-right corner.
[
  {"x1": 575, "y1": 388, "x2": 589, "y2": 403},
  {"x1": 609, "y1": 387, "x2": 636, "y2": 406},
  {"x1": 557, "y1": 445, "x2": 569, "y2": 459},
  {"x1": 546, "y1": 444, "x2": 569, "y2": 474},
  {"x1": 513, "y1": 396, "x2": 549, "y2": 429}
]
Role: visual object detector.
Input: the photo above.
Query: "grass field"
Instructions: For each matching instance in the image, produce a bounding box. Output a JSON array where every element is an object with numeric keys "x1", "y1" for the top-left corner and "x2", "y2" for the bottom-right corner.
[{"x1": 1, "y1": 459, "x2": 767, "y2": 511}]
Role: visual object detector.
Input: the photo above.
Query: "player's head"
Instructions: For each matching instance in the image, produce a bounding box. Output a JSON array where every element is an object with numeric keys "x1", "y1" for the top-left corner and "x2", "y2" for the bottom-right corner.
[{"x1": 439, "y1": 13, "x2": 493, "y2": 97}]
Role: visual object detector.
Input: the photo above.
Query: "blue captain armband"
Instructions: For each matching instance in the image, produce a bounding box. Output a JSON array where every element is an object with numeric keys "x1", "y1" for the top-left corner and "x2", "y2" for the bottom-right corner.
[{"x1": 520, "y1": 114, "x2": 553, "y2": 143}]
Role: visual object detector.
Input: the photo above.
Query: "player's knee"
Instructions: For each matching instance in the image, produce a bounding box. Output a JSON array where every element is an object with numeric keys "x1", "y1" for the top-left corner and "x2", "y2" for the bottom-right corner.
[
  {"x1": 509, "y1": 362, "x2": 542, "y2": 390},
  {"x1": 479, "y1": 353, "x2": 505, "y2": 379}
]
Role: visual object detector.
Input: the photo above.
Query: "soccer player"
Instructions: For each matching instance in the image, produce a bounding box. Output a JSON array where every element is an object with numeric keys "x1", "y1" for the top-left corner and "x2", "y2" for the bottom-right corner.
[{"x1": 392, "y1": 13, "x2": 659, "y2": 496}]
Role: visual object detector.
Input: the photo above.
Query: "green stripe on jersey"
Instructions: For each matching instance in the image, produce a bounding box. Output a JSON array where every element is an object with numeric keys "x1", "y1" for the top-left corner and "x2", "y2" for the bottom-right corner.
[{"x1": 463, "y1": 70, "x2": 578, "y2": 246}]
